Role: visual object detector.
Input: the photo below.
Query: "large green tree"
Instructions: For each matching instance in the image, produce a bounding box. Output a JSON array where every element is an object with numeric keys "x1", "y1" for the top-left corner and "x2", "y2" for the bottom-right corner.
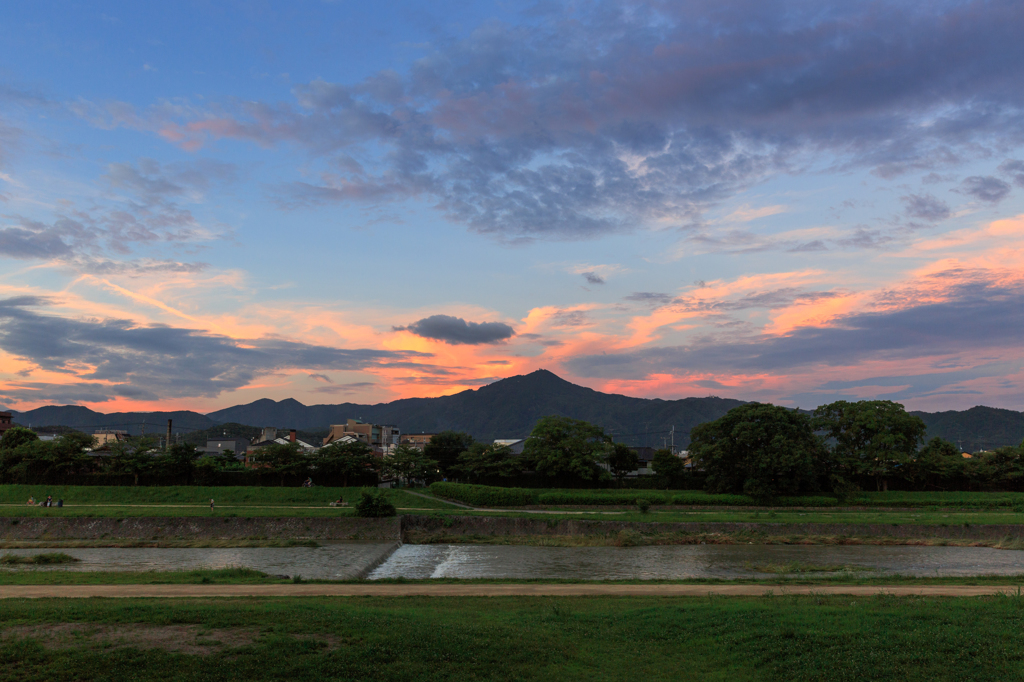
[
  {"x1": 383, "y1": 445, "x2": 438, "y2": 485},
  {"x1": 424, "y1": 431, "x2": 475, "y2": 477},
  {"x1": 690, "y1": 403, "x2": 827, "y2": 501},
  {"x1": 522, "y1": 416, "x2": 612, "y2": 483},
  {"x1": 607, "y1": 443, "x2": 640, "y2": 484},
  {"x1": 455, "y1": 442, "x2": 523, "y2": 482},
  {"x1": 813, "y1": 400, "x2": 927, "y2": 491},
  {"x1": 315, "y1": 440, "x2": 380, "y2": 486},
  {"x1": 651, "y1": 448, "x2": 687, "y2": 487},
  {"x1": 0, "y1": 426, "x2": 39, "y2": 451}
]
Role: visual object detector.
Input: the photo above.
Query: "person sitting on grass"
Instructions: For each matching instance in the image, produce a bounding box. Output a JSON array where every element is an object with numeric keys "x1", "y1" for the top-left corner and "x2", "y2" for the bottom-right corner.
[
  {"x1": 45, "y1": 496, "x2": 52, "y2": 507},
  {"x1": 27, "y1": 496, "x2": 35, "y2": 506}
]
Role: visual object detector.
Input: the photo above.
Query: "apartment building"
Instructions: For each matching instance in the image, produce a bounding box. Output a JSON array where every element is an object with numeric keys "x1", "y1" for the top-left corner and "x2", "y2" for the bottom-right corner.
[{"x1": 324, "y1": 419, "x2": 401, "y2": 454}]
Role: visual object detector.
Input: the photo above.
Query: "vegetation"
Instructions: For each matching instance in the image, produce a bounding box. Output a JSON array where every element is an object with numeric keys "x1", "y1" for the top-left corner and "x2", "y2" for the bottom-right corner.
[
  {"x1": 690, "y1": 403, "x2": 828, "y2": 501},
  {"x1": 0, "y1": 552, "x2": 79, "y2": 565},
  {"x1": 454, "y1": 442, "x2": 520, "y2": 482},
  {"x1": 424, "y1": 431, "x2": 475, "y2": 478},
  {"x1": 5, "y1": 595, "x2": 1024, "y2": 680},
  {"x1": 354, "y1": 489, "x2": 397, "y2": 517},
  {"x1": 521, "y1": 415, "x2": 612, "y2": 483},
  {"x1": 382, "y1": 445, "x2": 439, "y2": 485},
  {"x1": 431, "y1": 482, "x2": 538, "y2": 506}
]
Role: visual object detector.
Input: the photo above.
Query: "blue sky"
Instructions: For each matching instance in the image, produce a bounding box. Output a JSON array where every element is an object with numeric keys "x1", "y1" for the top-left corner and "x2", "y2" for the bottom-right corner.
[{"x1": 1, "y1": 0, "x2": 1023, "y2": 412}]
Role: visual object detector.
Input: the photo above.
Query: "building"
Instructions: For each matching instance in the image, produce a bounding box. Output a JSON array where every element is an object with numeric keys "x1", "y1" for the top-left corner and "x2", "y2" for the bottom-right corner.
[
  {"x1": 0, "y1": 411, "x2": 13, "y2": 439},
  {"x1": 400, "y1": 433, "x2": 435, "y2": 451},
  {"x1": 93, "y1": 430, "x2": 128, "y2": 447},
  {"x1": 493, "y1": 438, "x2": 527, "y2": 455},
  {"x1": 324, "y1": 419, "x2": 401, "y2": 454},
  {"x1": 202, "y1": 437, "x2": 251, "y2": 459}
]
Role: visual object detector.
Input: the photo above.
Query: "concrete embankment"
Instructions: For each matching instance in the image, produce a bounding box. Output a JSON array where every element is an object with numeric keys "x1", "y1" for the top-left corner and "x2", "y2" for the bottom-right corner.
[
  {"x1": 401, "y1": 515, "x2": 1024, "y2": 545},
  {"x1": 4, "y1": 515, "x2": 1024, "y2": 546},
  {"x1": 0, "y1": 516, "x2": 400, "y2": 543}
]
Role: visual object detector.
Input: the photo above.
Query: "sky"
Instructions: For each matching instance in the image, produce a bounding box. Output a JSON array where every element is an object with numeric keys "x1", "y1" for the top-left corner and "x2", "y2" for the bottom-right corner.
[{"x1": 1, "y1": 0, "x2": 1023, "y2": 414}]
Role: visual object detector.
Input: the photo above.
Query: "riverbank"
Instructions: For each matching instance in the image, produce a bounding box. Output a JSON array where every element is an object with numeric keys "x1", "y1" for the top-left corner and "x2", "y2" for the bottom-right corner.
[
  {"x1": 3, "y1": 594, "x2": 1024, "y2": 680},
  {"x1": 6, "y1": 514, "x2": 1024, "y2": 548}
]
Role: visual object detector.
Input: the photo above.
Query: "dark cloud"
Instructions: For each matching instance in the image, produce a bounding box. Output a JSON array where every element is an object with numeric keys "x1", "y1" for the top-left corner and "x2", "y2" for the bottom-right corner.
[
  {"x1": 582, "y1": 271, "x2": 605, "y2": 285},
  {"x1": 311, "y1": 382, "x2": 377, "y2": 395},
  {"x1": 549, "y1": 310, "x2": 590, "y2": 327},
  {"x1": 625, "y1": 292, "x2": 674, "y2": 306},
  {"x1": 395, "y1": 314, "x2": 515, "y2": 345},
  {"x1": 902, "y1": 194, "x2": 951, "y2": 222},
  {"x1": 668, "y1": 288, "x2": 839, "y2": 314},
  {"x1": 0, "y1": 297, "x2": 428, "y2": 402},
  {"x1": 307, "y1": 373, "x2": 332, "y2": 383},
  {"x1": 999, "y1": 159, "x2": 1024, "y2": 188},
  {"x1": 95, "y1": 0, "x2": 1024, "y2": 240},
  {"x1": 960, "y1": 176, "x2": 1012, "y2": 203},
  {"x1": 566, "y1": 274, "x2": 1024, "y2": 394}
]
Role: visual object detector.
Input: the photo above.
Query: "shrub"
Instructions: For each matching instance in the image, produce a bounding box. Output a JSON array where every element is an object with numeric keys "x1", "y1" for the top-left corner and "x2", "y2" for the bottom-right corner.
[
  {"x1": 536, "y1": 492, "x2": 668, "y2": 506},
  {"x1": 429, "y1": 482, "x2": 538, "y2": 507},
  {"x1": 355, "y1": 489, "x2": 397, "y2": 517},
  {"x1": 637, "y1": 498, "x2": 651, "y2": 513}
]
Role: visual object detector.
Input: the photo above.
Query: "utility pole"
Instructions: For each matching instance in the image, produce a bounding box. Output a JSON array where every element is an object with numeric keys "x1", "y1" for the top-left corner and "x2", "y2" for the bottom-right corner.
[
  {"x1": 670, "y1": 426, "x2": 675, "y2": 455},
  {"x1": 166, "y1": 419, "x2": 173, "y2": 451}
]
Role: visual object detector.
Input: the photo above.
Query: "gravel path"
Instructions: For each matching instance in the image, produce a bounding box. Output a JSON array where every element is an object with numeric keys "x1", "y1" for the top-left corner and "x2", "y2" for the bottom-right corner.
[{"x1": 1, "y1": 584, "x2": 1020, "y2": 599}]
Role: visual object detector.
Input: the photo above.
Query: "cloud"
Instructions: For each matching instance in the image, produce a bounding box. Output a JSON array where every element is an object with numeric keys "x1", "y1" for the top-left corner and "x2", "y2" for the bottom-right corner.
[
  {"x1": 308, "y1": 373, "x2": 332, "y2": 383},
  {"x1": 999, "y1": 159, "x2": 1024, "y2": 188},
  {"x1": 902, "y1": 194, "x2": 951, "y2": 222},
  {"x1": 0, "y1": 297, "x2": 429, "y2": 403},
  {"x1": 960, "y1": 176, "x2": 1012, "y2": 203},
  {"x1": 81, "y1": 0, "x2": 1024, "y2": 240},
  {"x1": 625, "y1": 292, "x2": 674, "y2": 306},
  {"x1": 581, "y1": 271, "x2": 605, "y2": 285},
  {"x1": 395, "y1": 314, "x2": 515, "y2": 345},
  {"x1": 566, "y1": 272, "x2": 1024, "y2": 386}
]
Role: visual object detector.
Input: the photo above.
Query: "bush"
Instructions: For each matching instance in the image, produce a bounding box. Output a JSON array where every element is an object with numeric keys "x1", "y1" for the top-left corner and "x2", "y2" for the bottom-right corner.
[
  {"x1": 355, "y1": 489, "x2": 397, "y2": 517},
  {"x1": 429, "y1": 482, "x2": 539, "y2": 507},
  {"x1": 636, "y1": 498, "x2": 651, "y2": 513},
  {"x1": 536, "y1": 492, "x2": 669, "y2": 506}
]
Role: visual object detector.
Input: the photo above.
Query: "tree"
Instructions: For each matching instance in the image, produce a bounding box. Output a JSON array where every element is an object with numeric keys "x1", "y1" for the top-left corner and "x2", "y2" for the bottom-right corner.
[
  {"x1": 455, "y1": 442, "x2": 523, "y2": 482},
  {"x1": 813, "y1": 400, "x2": 927, "y2": 492},
  {"x1": 250, "y1": 442, "x2": 309, "y2": 484},
  {"x1": 315, "y1": 440, "x2": 380, "y2": 486},
  {"x1": 424, "y1": 431, "x2": 475, "y2": 478},
  {"x1": 0, "y1": 426, "x2": 39, "y2": 451},
  {"x1": 651, "y1": 448, "x2": 686, "y2": 487},
  {"x1": 690, "y1": 403, "x2": 827, "y2": 502},
  {"x1": 906, "y1": 437, "x2": 963, "y2": 489},
  {"x1": 607, "y1": 443, "x2": 640, "y2": 484},
  {"x1": 521, "y1": 416, "x2": 612, "y2": 483},
  {"x1": 383, "y1": 445, "x2": 438, "y2": 486},
  {"x1": 355, "y1": 489, "x2": 397, "y2": 517}
]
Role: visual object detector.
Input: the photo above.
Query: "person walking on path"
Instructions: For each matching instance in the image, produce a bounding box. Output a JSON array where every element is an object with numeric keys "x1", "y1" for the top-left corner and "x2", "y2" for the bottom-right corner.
[{"x1": 210, "y1": 498, "x2": 215, "y2": 510}]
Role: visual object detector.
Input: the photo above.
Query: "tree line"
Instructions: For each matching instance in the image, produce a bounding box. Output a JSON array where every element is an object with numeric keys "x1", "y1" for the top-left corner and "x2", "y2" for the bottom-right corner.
[{"x1": 3, "y1": 400, "x2": 1023, "y2": 493}]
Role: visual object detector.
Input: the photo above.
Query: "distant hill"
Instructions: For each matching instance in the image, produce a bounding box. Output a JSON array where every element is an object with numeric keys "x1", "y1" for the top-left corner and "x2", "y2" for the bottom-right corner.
[
  {"x1": 912, "y1": 406, "x2": 1024, "y2": 453},
  {"x1": 6, "y1": 369, "x2": 1024, "y2": 449},
  {"x1": 5, "y1": 406, "x2": 216, "y2": 438},
  {"x1": 207, "y1": 369, "x2": 747, "y2": 446}
]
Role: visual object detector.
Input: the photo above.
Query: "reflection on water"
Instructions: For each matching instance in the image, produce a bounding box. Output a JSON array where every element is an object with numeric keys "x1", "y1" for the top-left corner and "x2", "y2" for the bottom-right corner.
[
  {"x1": 3, "y1": 543, "x2": 1024, "y2": 580},
  {"x1": 367, "y1": 544, "x2": 1024, "y2": 580}
]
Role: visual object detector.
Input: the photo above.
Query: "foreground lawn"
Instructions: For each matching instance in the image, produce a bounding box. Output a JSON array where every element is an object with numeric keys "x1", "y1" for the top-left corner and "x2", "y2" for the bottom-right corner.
[{"x1": 3, "y1": 595, "x2": 1024, "y2": 680}]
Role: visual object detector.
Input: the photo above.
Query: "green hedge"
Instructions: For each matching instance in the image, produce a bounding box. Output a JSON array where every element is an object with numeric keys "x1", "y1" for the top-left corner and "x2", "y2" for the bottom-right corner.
[
  {"x1": 429, "y1": 483, "x2": 539, "y2": 507},
  {"x1": 851, "y1": 492, "x2": 1024, "y2": 508},
  {"x1": 536, "y1": 492, "x2": 670, "y2": 506}
]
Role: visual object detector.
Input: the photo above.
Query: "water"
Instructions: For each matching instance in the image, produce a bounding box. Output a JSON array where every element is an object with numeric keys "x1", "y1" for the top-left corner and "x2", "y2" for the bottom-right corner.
[{"x1": 4, "y1": 543, "x2": 1024, "y2": 580}]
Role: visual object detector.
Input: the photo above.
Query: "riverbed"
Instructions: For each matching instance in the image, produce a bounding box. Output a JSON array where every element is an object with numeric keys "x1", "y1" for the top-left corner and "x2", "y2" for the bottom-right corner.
[{"x1": 5, "y1": 543, "x2": 1024, "y2": 580}]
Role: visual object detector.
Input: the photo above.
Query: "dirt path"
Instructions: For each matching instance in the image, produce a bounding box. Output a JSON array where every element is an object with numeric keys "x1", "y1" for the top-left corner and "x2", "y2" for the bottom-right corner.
[{"x1": 2, "y1": 584, "x2": 1021, "y2": 599}]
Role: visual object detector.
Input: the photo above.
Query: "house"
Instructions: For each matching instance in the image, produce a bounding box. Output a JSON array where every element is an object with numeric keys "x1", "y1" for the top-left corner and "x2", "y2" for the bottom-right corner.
[
  {"x1": 245, "y1": 428, "x2": 319, "y2": 465},
  {"x1": 0, "y1": 411, "x2": 13, "y2": 438},
  {"x1": 202, "y1": 437, "x2": 251, "y2": 459},
  {"x1": 493, "y1": 439, "x2": 527, "y2": 455},
  {"x1": 400, "y1": 433, "x2": 435, "y2": 451},
  {"x1": 93, "y1": 430, "x2": 128, "y2": 447},
  {"x1": 324, "y1": 419, "x2": 401, "y2": 455}
]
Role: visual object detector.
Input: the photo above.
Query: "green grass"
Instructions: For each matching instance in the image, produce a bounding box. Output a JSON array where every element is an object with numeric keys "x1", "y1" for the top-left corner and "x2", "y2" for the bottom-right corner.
[
  {"x1": 0, "y1": 484, "x2": 454, "y2": 513},
  {"x1": 4, "y1": 595, "x2": 1024, "y2": 680},
  {"x1": 0, "y1": 568, "x2": 287, "y2": 585}
]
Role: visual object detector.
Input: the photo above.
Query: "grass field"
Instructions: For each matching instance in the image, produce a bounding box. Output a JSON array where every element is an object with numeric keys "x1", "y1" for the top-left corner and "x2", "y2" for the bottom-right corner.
[{"x1": 3, "y1": 595, "x2": 1024, "y2": 680}]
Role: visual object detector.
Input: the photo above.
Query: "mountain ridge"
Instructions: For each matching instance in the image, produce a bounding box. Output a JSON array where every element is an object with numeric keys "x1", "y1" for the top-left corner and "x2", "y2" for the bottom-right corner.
[{"x1": 4, "y1": 369, "x2": 1023, "y2": 450}]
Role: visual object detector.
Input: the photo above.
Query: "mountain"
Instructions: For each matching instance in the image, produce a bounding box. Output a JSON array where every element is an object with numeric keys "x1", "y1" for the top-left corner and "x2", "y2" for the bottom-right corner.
[
  {"x1": 912, "y1": 406, "x2": 1024, "y2": 453},
  {"x1": 7, "y1": 370, "x2": 1024, "y2": 449},
  {"x1": 207, "y1": 369, "x2": 746, "y2": 446},
  {"x1": 5, "y1": 406, "x2": 217, "y2": 437}
]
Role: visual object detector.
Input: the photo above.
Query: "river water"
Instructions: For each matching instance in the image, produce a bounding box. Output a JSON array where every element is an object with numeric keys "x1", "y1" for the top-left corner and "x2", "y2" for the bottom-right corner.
[{"x1": 4, "y1": 544, "x2": 1024, "y2": 580}]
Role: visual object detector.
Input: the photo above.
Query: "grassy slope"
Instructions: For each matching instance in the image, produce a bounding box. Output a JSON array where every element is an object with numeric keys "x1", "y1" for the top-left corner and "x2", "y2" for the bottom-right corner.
[{"x1": 4, "y1": 595, "x2": 1024, "y2": 681}]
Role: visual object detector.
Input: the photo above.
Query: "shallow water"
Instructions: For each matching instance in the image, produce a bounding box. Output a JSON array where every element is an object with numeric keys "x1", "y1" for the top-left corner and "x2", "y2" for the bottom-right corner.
[
  {"x1": 4, "y1": 543, "x2": 1024, "y2": 580},
  {"x1": 366, "y1": 544, "x2": 1024, "y2": 580}
]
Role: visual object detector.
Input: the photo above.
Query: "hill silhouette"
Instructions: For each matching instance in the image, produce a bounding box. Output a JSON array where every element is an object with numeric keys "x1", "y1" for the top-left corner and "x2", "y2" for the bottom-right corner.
[{"x1": 5, "y1": 369, "x2": 1023, "y2": 450}]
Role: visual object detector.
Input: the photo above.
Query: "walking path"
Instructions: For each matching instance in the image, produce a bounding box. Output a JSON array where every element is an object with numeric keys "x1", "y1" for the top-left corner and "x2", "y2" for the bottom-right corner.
[{"x1": 1, "y1": 584, "x2": 1020, "y2": 599}]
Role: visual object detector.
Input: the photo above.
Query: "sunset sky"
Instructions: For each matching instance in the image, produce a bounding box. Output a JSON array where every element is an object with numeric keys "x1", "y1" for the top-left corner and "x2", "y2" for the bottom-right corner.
[{"x1": 1, "y1": 0, "x2": 1023, "y2": 414}]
